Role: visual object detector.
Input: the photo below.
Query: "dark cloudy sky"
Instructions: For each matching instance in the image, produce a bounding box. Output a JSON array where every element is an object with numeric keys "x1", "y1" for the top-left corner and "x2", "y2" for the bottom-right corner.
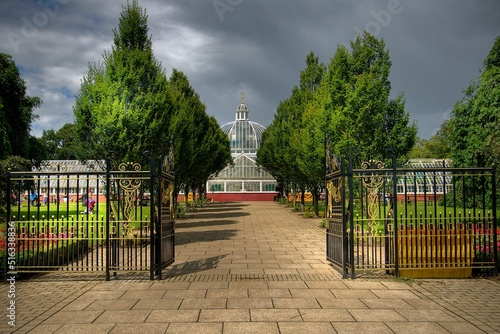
[{"x1": 1, "y1": 0, "x2": 499, "y2": 140}]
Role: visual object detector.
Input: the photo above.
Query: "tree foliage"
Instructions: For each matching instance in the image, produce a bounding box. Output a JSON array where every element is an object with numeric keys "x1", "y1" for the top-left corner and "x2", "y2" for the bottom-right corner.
[
  {"x1": 72, "y1": 0, "x2": 231, "y2": 204},
  {"x1": 409, "y1": 120, "x2": 452, "y2": 159},
  {"x1": 0, "y1": 53, "x2": 42, "y2": 218},
  {"x1": 258, "y1": 33, "x2": 417, "y2": 216},
  {"x1": 73, "y1": 0, "x2": 171, "y2": 167},
  {"x1": 39, "y1": 123, "x2": 78, "y2": 160},
  {"x1": 0, "y1": 53, "x2": 41, "y2": 160},
  {"x1": 449, "y1": 36, "x2": 500, "y2": 207},
  {"x1": 451, "y1": 36, "x2": 500, "y2": 169},
  {"x1": 168, "y1": 69, "x2": 231, "y2": 202},
  {"x1": 258, "y1": 52, "x2": 326, "y2": 211},
  {"x1": 0, "y1": 156, "x2": 32, "y2": 222},
  {"x1": 325, "y1": 32, "x2": 417, "y2": 164}
]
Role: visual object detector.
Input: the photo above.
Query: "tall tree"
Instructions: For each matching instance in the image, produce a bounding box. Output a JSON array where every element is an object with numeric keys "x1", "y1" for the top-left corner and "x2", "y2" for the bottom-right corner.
[
  {"x1": 0, "y1": 53, "x2": 41, "y2": 160},
  {"x1": 73, "y1": 0, "x2": 171, "y2": 167},
  {"x1": 168, "y1": 69, "x2": 231, "y2": 204},
  {"x1": 292, "y1": 52, "x2": 326, "y2": 213},
  {"x1": 258, "y1": 52, "x2": 325, "y2": 213},
  {"x1": 193, "y1": 115, "x2": 232, "y2": 200},
  {"x1": 39, "y1": 123, "x2": 78, "y2": 160},
  {"x1": 451, "y1": 36, "x2": 500, "y2": 169},
  {"x1": 450, "y1": 36, "x2": 500, "y2": 207},
  {"x1": 409, "y1": 120, "x2": 452, "y2": 159},
  {"x1": 259, "y1": 33, "x2": 416, "y2": 215},
  {"x1": 257, "y1": 122, "x2": 286, "y2": 196},
  {"x1": 326, "y1": 32, "x2": 417, "y2": 164}
]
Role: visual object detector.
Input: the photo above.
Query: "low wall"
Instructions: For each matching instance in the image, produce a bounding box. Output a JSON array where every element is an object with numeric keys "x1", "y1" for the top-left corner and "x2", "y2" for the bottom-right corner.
[
  {"x1": 395, "y1": 194, "x2": 444, "y2": 203},
  {"x1": 177, "y1": 192, "x2": 278, "y2": 202}
]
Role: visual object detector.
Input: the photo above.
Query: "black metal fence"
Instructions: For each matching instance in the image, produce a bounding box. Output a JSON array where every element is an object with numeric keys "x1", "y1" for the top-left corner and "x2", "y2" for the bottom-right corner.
[
  {"x1": 4, "y1": 157, "x2": 175, "y2": 280},
  {"x1": 326, "y1": 155, "x2": 498, "y2": 278}
]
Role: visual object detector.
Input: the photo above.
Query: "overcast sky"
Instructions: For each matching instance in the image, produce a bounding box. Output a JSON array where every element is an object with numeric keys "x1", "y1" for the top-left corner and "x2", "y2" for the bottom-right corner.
[{"x1": 1, "y1": 0, "x2": 499, "y2": 140}]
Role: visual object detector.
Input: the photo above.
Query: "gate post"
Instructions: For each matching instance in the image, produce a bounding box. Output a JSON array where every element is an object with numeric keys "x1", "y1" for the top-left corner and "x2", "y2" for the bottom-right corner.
[
  {"x1": 156, "y1": 155, "x2": 165, "y2": 280},
  {"x1": 340, "y1": 156, "x2": 348, "y2": 278},
  {"x1": 391, "y1": 154, "x2": 399, "y2": 277},
  {"x1": 149, "y1": 157, "x2": 157, "y2": 280},
  {"x1": 348, "y1": 155, "x2": 355, "y2": 279},
  {"x1": 5, "y1": 171, "x2": 12, "y2": 279},
  {"x1": 493, "y1": 164, "x2": 498, "y2": 275},
  {"x1": 105, "y1": 159, "x2": 111, "y2": 281}
]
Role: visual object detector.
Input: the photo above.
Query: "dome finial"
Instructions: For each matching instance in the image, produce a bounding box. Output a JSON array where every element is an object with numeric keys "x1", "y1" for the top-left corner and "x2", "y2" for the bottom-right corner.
[{"x1": 236, "y1": 91, "x2": 249, "y2": 121}]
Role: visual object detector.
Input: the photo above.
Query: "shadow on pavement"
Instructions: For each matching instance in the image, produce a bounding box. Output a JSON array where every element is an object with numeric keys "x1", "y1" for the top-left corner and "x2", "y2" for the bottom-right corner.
[
  {"x1": 175, "y1": 229, "x2": 238, "y2": 246},
  {"x1": 176, "y1": 219, "x2": 237, "y2": 229},
  {"x1": 189, "y1": 211, "x2": 250, "y2": 219},
  {"x1": 196, "y1": 206, "x2": 243, "y2": 213},
  {"x1": 208, "y1": 202, "x2": 248, "y2": 207},
  {"x1": 163, "y1": 254, "x2": 229, "y2": 277}
]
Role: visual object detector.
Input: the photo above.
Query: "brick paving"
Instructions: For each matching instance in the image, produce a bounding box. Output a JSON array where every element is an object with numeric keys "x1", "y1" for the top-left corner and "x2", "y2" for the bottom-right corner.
[{"x1": 1, "y1": 201, "x2": 499, "y2": 333}]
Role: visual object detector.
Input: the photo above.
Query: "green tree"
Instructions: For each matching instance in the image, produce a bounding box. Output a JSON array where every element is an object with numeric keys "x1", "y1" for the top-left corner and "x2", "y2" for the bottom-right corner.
[
  {"x1": 258, "y1": 52, "x2": 325, "y2": 214},
  {"x1": 0, "y1": 53, "x2": 42, "y2": 160},
  {"x1": 409, "y1": 120, "x2": 452, "y2": 159},
  {"x1": 73, "y1": 0, "x2": 171, "y2": 167},
  {"x1": 257, "y1": 122, "x2": 287, "y2": 196},
  {"x1": 326, "y1": 32, "x2": 417, "y2": 164},
  {"x1": 450, "y1": 36, "x2": 500, "y2": 207},
  {"x1": 258, "y1": 95, "x2": 309, "y2": 200},
  {"x1": 168, "y1": 69, "x2": 197, "y2": 200},
  {"x1": 293, "y1": 98, "x2": 326, "y2": 215},
  {"x1": 259, "y1": 33, "x2": 416, "y2": 216},
  {"x1": 292, "y1": 52, "x2": 326, "y2": 214},
  {"x1": 451, "y1": 36, "x2": 500, "y2": 169},
  {"x1": 194, "y1": 115, "x2": 232, "y2": 201},
  {"x1": 168, "y1": 69, "x2": 231, "y2": 204},
  {"x1": 0, "y1": 156, "x2": 32, "y2": 222},
  {"x1": 39, "y1": 123, "x2": 78, "y2": 160}
]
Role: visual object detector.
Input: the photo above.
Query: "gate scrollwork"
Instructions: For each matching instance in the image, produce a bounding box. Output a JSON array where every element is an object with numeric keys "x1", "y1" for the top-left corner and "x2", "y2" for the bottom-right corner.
[
  {"x1": 361, "y1": 160, "x2": 384, "y2": 236},
  {"x1": 118, "y1": 162, "x2": 142, "y2": 223}
]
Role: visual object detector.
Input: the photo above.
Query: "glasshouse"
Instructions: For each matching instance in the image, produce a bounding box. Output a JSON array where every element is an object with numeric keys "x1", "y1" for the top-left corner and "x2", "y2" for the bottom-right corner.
[
  {"x1": 396, "y1": 158, "x2": 454, "y2": 202},
  {"x1": 14, "y1": 160, "x2": 106, "y2": 204},
  {"x1": 207, "y1": 95, "x2": 278, "y2": 201}
]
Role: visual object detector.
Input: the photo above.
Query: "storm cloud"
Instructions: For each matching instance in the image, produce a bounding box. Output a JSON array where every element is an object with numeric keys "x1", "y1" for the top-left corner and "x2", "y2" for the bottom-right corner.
[{"x1": 1, "y1": 0, "x2": 498, "y2": 139}]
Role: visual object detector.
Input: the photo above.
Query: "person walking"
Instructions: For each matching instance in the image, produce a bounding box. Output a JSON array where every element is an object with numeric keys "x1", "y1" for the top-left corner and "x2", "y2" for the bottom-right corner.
[
  {"x1": 87, "y1": 196, "x2": 96, "y2": 214},
  {"x1": 30, "y1": 191, "x2": 38, "y2": 206}
]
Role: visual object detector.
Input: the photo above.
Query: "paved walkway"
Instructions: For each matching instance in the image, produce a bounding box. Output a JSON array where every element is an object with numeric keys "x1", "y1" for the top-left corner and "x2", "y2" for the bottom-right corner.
[{"x1": 1, "y1": 201, "x2": 500, "y2": 333}]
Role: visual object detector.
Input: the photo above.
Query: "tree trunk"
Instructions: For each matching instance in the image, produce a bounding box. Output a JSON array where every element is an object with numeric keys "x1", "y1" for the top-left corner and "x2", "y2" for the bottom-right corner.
[
  {"x1": 301, "y1": 188, "x2": 305, "y2": 211},
  {"x1": 184, "y1": 184, "x2": 189, "y2": 207},
  {"x1": 312, "y1": 185, "x2": 319, "y2": 217}
]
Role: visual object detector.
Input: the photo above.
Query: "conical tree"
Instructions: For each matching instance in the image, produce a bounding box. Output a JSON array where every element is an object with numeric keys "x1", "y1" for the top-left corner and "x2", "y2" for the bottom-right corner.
[
  {"x1": 326, "y1": 32, "x2": 417, "y2": 164},
  {"x1": 73, "y1": 0, "x2": 171, "y2": 167}
]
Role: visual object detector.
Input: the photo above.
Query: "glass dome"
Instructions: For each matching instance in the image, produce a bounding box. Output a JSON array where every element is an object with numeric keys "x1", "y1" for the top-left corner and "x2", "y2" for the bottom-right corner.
[
  {"x1": 220, "y1": 100, "x2": 265, "y2": 155},
  {"x1": 206, "y1": 94, "x2": 278, "y2": 199}
]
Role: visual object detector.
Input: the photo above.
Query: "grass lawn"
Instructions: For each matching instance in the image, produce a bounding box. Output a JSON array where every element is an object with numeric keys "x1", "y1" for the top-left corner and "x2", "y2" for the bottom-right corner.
[{"x1": 8, "y1": 201, "x2": 155, "y2": 221}]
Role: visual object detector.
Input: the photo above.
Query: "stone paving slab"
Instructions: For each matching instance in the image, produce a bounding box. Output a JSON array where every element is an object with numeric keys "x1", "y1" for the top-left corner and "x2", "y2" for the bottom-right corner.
[{"x1": 1, "y1": 201, "x2": 500, "y2": 333}]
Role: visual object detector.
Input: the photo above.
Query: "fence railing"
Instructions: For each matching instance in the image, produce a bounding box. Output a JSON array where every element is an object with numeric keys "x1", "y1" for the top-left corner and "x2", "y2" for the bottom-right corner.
[
  {"x1": 4, "y1": 158, "x2": 175, "y2": 280},
  {"x1": 326, "y1": 155, "x2": 498, "y2": 278}
]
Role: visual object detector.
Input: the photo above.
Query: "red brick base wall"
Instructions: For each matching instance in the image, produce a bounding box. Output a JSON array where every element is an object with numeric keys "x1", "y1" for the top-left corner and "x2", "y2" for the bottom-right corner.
[{"x1": 177, "y1": 193, "x2": 278, "y2": 202}]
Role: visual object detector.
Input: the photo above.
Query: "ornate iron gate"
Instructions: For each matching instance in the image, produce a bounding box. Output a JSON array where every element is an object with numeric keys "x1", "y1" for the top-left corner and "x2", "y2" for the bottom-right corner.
[
  {"x1": 326, "y1": 149, "x2": 498, "y2": 278},
  {"x1": 4, "y1": 155, "x2": 175, "y2": 280},
  {"x1": 325, "y1": 142, "x2": 348, "y2": 276}
]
